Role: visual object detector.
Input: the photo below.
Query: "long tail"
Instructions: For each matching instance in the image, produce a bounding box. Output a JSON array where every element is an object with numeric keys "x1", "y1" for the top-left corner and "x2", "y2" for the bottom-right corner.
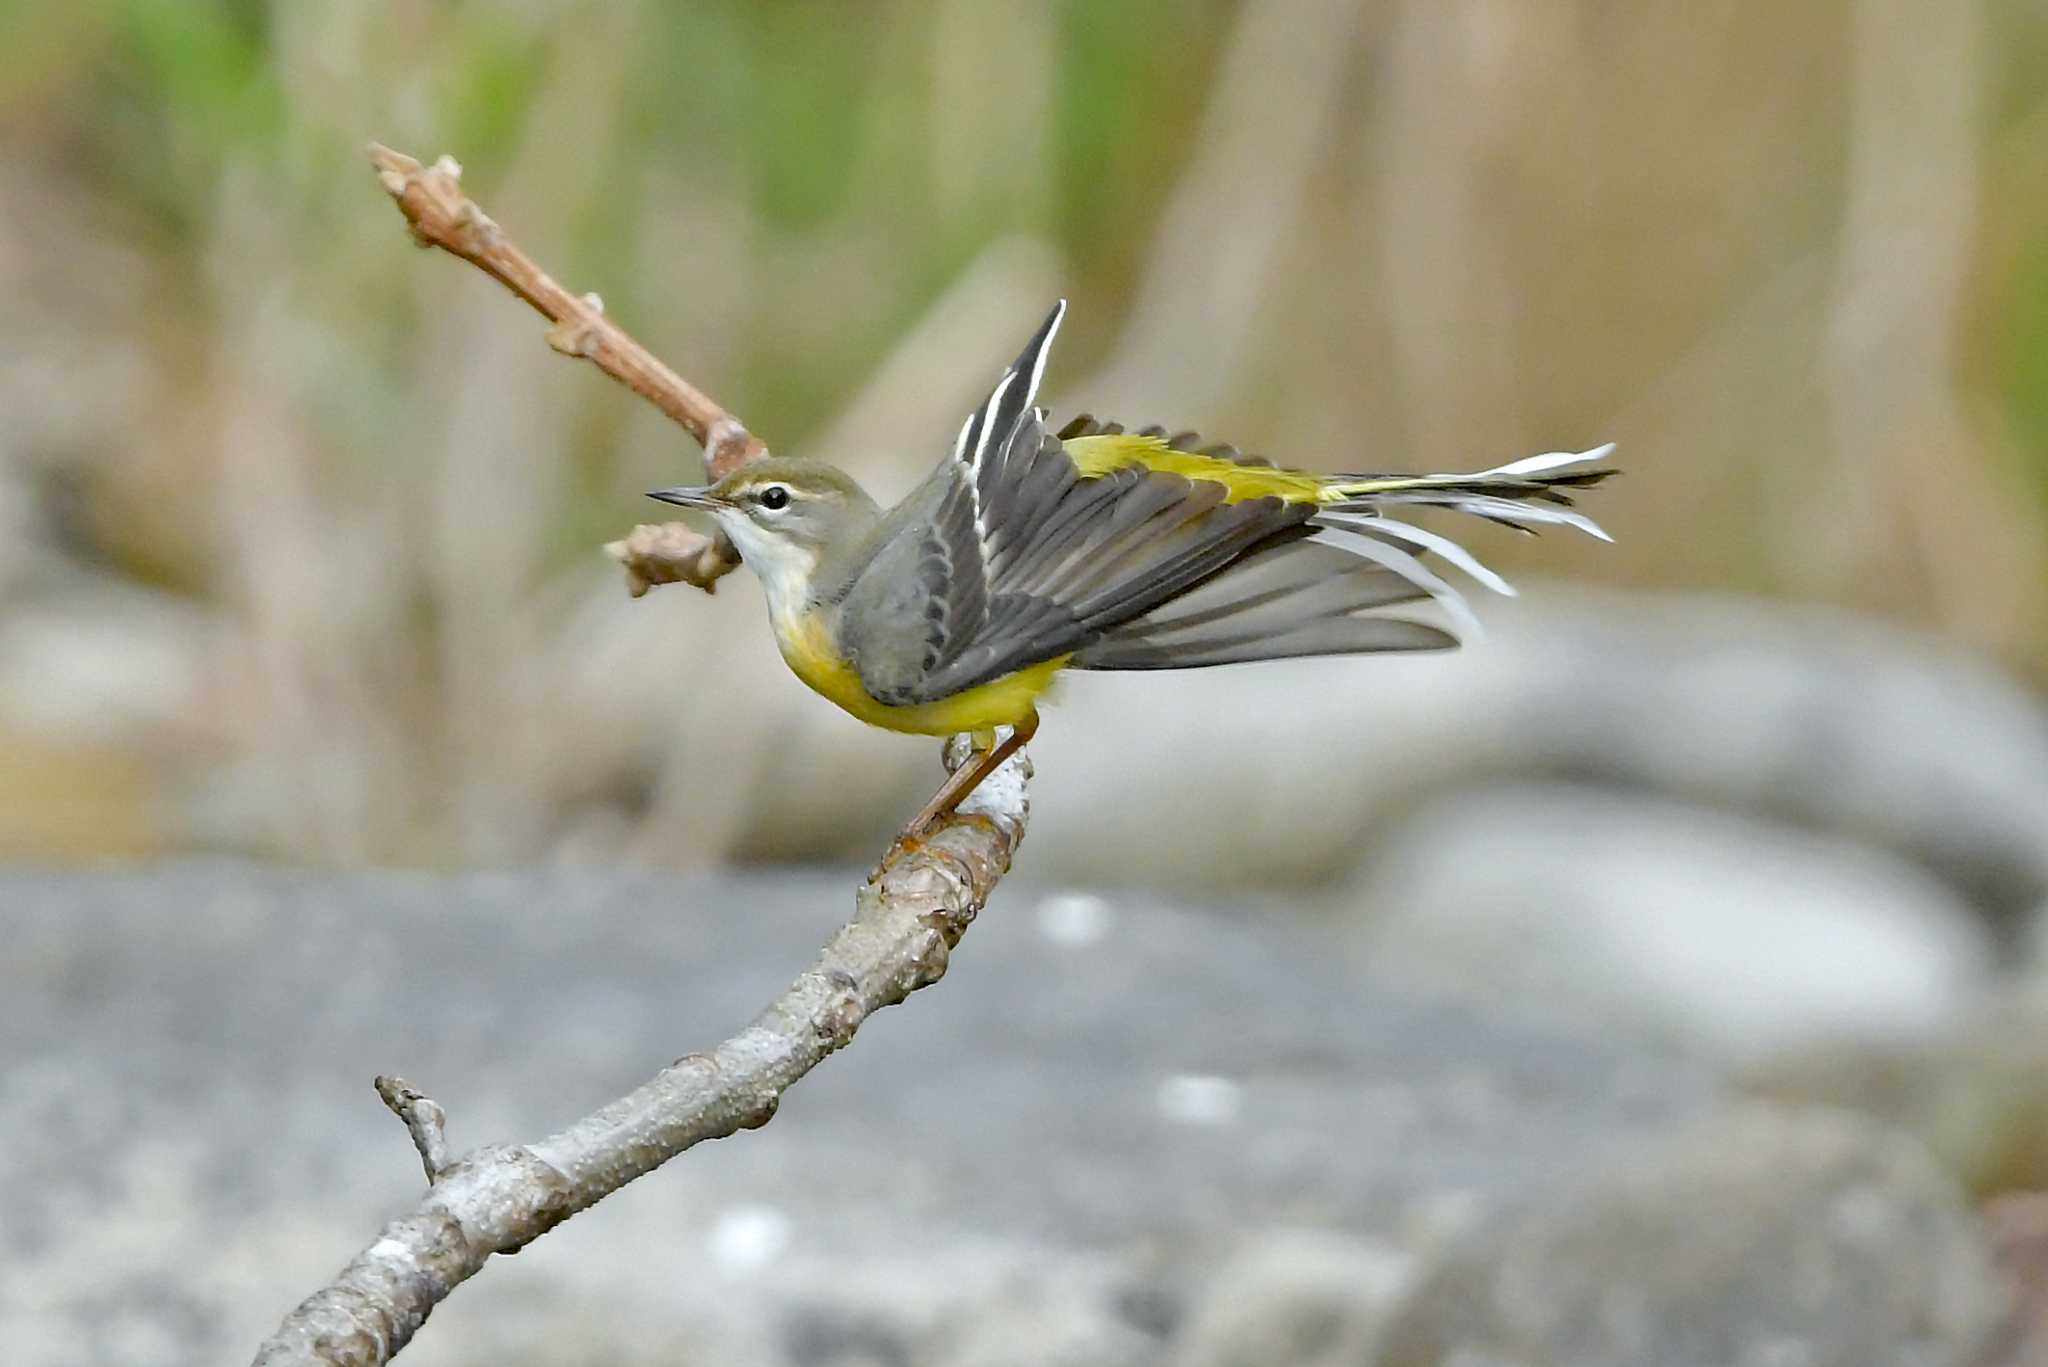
[
  {"x1": 1321, "y1": 444, "x2": 1617, "y2": 541},
  {"x1": 1072, "y1": 444, "x2": 1617, "y2": 670}
]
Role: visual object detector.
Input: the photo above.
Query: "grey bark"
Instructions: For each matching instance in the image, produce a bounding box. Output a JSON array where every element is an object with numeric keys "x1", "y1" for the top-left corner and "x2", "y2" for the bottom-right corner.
[{"x1": 248, "y1": 758, "x2": 1028, "y2": 1367}]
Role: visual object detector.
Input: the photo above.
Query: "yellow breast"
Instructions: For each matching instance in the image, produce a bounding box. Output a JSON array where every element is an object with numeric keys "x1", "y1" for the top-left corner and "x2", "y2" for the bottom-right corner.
[{"x1": 774, "y1": 609, "x2": 1065, "y2": 737}]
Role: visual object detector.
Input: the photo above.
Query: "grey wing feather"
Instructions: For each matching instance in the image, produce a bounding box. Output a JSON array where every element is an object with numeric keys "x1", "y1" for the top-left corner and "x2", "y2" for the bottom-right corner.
[
  {"x1": 905, "y1": 455, "x2": 1315, "y2": 699},
  {"x1": 1072, "y1": 536, "x2": 1459, "y2": 669},
  {"x1": 847, "y1": 303, "x2": 1069, "y2": 706},
  {"x1": 847, "y1": 306, "x2": 1505, "y2": 706},
  {"x1": 1077, "y1": 612, "x2": 1457, "y2": 669},
  {"x1": 858, "y1": 426, "x2": 1320, "y2": 703},
  {"x1": 846, "y1": 471, "x2": 991, "y2": 706}
]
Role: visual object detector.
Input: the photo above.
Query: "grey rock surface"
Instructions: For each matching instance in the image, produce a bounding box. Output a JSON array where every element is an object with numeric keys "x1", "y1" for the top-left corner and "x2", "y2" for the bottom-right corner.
[
  {"x1": 1375, "y1": 1107, "x2": 2004, "y2": 1367},
  {"x1": 1351, "y1": 781, "x2": 1996, "y2": 1066},
  {"x1": 1750, "y1": 983, "x2": 2048, "y2": 1203},
  {"x1": 0, "y1": 861, "x2": 2007, "y2": 1366}
]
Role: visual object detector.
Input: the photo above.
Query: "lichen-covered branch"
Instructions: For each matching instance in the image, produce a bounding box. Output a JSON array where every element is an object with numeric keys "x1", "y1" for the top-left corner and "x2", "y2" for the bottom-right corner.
[
  {"x1": 368, "y1": 143, "x2": 752, "y2": 590},
  {"x1": 251, "y1": 757, "x2": 1028, "y2": 1367}
]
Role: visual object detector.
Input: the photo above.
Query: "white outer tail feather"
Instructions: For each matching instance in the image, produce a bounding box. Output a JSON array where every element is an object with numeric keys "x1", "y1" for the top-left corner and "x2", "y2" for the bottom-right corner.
[
  {"x1": 1487, "y1": 441, "x2": 1617, "y2": 478},
  {"x1": 1309, "y1": 441, "x2": 1617, "y2": 643},
  {"x1": 1318, "y1": 513, "x2": 1517, "y2": 597},
  {"x1": 1307, "y1": 525, "x2": 1485, "y2": 644}
]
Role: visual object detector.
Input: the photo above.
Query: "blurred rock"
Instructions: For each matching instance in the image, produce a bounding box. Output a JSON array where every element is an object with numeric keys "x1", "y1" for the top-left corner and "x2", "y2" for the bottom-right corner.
[
  {"x1": 0, "y1": 574, "x2": 212, "y2": 745},
  {"x1": 1020, "y1": 592, "x2": 2048, "y2": 932},
  {"x1": 1350, "y1": 781, "x2": 1995, "y2": 1066},
  {"x1": 1750, "y1": 985, "x2": 2048, "y2": 1200},
  {"x1": 912, "y1": 1265, "x2": 1156, "y2": 1367},
  {"x1": 0, "y1": 571, "x2": 214, "y2": 858},
  {"x1": 1375, "y1": 1106, "x2": 2004, "y2": 1367},
  {"x1": 0, "y1": 461, "x2": 34, "y2": 596},
  {"x1": 1984, "y1": 1193, "x2": 2048, "y2": 1367},
  {"x1": 0, "y1": 862, "x2": 2007, "y2": 1367},
  {"x1": 1169, "y1": 1229, "x2": 1417, "y2": 1367}
]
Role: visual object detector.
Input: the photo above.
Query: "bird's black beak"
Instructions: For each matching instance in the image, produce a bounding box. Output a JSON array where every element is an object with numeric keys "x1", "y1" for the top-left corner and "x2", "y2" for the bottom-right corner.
[{"x1": 647, "y1": 485, "x2": 721, "y2": 510}]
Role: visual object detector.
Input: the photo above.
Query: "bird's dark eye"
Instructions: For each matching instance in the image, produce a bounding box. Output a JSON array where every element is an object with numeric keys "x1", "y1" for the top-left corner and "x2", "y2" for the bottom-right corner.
[{"x1": 759, "y1": 485, "x2": 791, "y2": 511}]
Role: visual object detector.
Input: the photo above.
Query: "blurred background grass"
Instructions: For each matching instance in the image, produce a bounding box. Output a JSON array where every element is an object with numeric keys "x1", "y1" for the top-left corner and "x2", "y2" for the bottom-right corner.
[{"x1": 1, "y1": 0, "x2": 2045, "y2": 867}]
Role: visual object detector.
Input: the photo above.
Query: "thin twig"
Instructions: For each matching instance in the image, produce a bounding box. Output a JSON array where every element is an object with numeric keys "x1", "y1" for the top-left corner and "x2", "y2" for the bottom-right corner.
[
  {"x1": 368, "y1": 143, "x2": 753, "y2": 589},
  {"x1": 373, "y1": 1076, "x2": 450, "y2": 1184},
  {"x1": 252, "y1": 760, "x2": 1027, "y2": 1367}
]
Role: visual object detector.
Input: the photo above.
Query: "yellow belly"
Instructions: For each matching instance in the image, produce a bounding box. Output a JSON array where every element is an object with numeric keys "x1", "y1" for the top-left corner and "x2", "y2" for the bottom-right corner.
[{"x1": 775, "y1": 611, "x2": 1064, "y2": 736}]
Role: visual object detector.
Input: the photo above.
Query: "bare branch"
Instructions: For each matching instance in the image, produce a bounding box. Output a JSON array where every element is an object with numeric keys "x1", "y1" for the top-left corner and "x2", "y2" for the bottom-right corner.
[
  {"x1": 252, "y1": 756, "x2": 1028, "y2": 1367},
  {"x1": 252, "y1": 145, "x2": 1041, "y2": 1366},
  {"x1": 368, "y1": 143, "x2": 763, "y2": 477},
  {"x1": 368, "y1": 143, "x2": 752, "y2": 590},
  {"x1": 374, "y1": 1076, "x2": 451, "y2": 1184}
]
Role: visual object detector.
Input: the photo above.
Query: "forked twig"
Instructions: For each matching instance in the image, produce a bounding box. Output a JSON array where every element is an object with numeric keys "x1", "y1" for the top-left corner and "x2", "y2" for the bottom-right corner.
[{"x1": 369, "y1": 143, "x2": 753, "y2": 591}]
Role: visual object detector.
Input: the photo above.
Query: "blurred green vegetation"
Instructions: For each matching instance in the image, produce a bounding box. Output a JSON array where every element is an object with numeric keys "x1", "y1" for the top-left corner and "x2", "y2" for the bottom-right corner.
[{"x1": 1, "y1": 0, "x2": 2045, "y2": 863}]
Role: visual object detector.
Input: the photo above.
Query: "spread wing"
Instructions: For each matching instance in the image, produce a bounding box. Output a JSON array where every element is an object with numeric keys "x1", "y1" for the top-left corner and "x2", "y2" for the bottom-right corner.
[{"x1": 848, "y1": 303, "x2": 1458, "y2": 707}]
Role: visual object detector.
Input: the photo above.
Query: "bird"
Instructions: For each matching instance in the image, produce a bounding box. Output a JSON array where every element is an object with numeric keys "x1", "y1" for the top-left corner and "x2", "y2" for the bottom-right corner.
[{"x1": 650, "y1": 301, "x2": 1614, "y2": 835}]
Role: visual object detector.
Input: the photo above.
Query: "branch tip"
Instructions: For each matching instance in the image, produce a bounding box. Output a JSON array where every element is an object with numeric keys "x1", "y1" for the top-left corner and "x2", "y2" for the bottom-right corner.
[
  {"x1": 362, "y1": 140, "x2": 771, "y2": 559},
  {"x1": 606, "y1": 521, "x2": 741, "y2": 594},
  {"x1": 375, "y1": 1075, "x2": 451, "y2": 1184}
]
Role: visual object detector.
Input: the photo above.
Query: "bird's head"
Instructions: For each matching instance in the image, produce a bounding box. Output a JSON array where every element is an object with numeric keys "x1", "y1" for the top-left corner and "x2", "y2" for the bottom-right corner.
[{"x1": 649, "y1": 457, "x2": 881, "y2": 608}]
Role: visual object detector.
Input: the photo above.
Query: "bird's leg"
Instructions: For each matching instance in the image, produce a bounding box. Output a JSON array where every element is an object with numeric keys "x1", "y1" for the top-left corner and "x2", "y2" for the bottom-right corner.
[{"x1": 901, "y1": 710, "x2": 1039, "y2": 839}]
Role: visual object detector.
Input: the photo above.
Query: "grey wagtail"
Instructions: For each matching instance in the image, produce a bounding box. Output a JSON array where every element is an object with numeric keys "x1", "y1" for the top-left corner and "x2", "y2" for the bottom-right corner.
[{"x1": 651, "y1": 302, "x2": 1614, "y2": 834}]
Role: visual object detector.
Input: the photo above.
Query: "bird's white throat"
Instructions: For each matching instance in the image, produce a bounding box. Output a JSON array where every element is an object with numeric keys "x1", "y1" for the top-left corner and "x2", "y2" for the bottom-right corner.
[{"x1": 715, "y1": 513, "x2": 820, "y2": 621}]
